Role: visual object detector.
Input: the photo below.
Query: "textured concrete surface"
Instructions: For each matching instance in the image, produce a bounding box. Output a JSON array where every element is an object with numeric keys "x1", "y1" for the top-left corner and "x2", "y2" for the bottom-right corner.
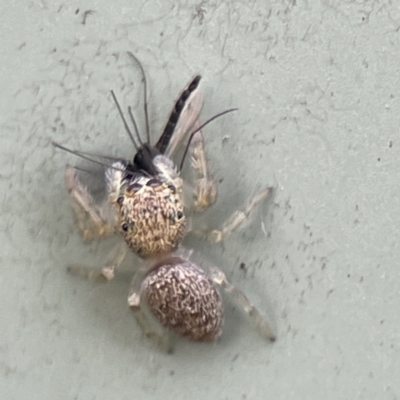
[{"x1": 1, "y1": 1, "x2": 399, "y2": 399}]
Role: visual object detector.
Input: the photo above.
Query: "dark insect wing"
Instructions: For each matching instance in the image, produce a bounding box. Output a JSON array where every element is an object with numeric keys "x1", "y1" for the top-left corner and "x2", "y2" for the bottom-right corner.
[
  {"x1": 156, "y1": 75, "x2": 202, "y2": 156},
  {"x1": 114, "y1": 57, "x2": 202, "y2": 176}
]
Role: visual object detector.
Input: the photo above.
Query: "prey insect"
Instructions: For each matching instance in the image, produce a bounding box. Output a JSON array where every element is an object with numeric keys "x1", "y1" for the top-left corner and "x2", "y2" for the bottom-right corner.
[{"x1": 54, "y1": 52, "x2": 275, "y2": 351}]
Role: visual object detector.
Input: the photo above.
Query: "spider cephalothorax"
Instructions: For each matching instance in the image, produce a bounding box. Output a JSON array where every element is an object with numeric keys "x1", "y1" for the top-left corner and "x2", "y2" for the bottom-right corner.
[{"x1": 107, "y1": 160, "x2": 186, "y2": 258}]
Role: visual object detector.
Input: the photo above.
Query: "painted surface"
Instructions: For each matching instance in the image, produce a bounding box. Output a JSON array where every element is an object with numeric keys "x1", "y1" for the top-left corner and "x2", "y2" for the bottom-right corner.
[{"x1": 1, "y1": 1, "x2": 399, "y2": 399}]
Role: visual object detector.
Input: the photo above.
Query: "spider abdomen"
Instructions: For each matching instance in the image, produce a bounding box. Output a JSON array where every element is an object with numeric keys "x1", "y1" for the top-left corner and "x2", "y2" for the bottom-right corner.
[{"x1": 142, "y1": 258, "x2": 224, "y2": 341}]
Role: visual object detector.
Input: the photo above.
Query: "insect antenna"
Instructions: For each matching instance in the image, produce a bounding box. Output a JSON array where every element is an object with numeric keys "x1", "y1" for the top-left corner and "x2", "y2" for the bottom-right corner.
[
  {"x1": 111, "y1": 90, "x2": 140, "y2": 150},
  {"x1": 179, "y1": 108, "x2": 238, "y2": 171},
  {"x1": 72, "y1": 165, "x2": 99, "y2": 174},
  {"x1": 128, "y1": 106, "x2": 144, "y2": 146},
  {"x1": 58, "y1": 147, "x2": 122, "y2": 162},
  {"x1": 52, "y1": 142, "x2": 125, "y2": 172},
  {"x1": 127, "y1": 52, "x2": 150, "y2": 143}
]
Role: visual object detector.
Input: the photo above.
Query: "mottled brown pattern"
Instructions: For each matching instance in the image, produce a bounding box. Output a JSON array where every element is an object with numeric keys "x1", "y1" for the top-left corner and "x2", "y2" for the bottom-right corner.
[
  {"x1": 117, "y1": 178, "x2": 186, "y2": 258},
  {"x1": 142, "y1": 259, "x2": 224, "y2": 341}
]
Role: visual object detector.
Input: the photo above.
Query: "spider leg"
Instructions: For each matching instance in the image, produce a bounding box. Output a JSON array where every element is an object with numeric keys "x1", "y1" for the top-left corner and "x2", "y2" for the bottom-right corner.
[
  {"x1": 65, "y1": 165, "x2": 118, "y2": 241},
  {"x1": 189, "y1": 124, "x2": 218, "y2": 212},
  {"x1": 67, "y1": 242, "x2": 127, "y2": 282},
  {"x1": 127, "y1": 268, "x2": 172, "y2": 353},
  {"x1": 200, "y1": 186, "x2": 273, "y2": 243},
  {"x1": 209, "y1": 266, "x2": 276, "y2": 342}
]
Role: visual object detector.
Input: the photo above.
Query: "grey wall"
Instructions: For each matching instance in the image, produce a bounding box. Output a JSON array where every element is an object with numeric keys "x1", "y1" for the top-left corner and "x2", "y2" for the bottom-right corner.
[{"x1": 1, "y1": 1, "x2": 399, "y2": 399}]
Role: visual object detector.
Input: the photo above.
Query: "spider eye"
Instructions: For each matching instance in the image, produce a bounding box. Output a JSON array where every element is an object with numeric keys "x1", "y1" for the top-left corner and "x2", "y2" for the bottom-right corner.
[
  {"x1": 117, "y1": 196, "x2": 124, "y2": 205},
  {"x1": 167, "y1": 184, "x2": 176, "y2": 194},
  {"x1": 122, "y1": 223, "x2": 129, "y2": 232},
  {"x1": 177, "y1": 211, "x2": 183, "y2": 220}
]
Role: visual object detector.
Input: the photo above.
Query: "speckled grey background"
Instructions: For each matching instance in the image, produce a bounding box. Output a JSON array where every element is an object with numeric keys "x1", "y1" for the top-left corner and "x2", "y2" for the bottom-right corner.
[{"x1": 1, "y1": 1, "x2": 399, "y2": 399}]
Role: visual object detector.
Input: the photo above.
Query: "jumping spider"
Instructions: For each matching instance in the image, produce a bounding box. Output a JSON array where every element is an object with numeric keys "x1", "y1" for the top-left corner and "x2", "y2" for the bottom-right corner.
[{"x1": 54, "y1": 53, "x2": 275, "y2": 351}]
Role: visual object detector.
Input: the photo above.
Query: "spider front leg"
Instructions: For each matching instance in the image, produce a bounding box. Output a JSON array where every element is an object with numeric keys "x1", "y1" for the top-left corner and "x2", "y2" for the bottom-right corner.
[
  {"x1": 67, "y1": 242, "x2": 128, "y2": 283},
  {"x1": 196, "y1": 186, "x2": 273, "y2": 243},
  {"x1": 65, "y1": 165, "x2": 118, "y2": 241},
  {"x1": 209, "y1": 266, "x2": 276, "y2": 342},
  {"x1": 190, "y1": 126, "x2": 218, "y2": 212}
]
